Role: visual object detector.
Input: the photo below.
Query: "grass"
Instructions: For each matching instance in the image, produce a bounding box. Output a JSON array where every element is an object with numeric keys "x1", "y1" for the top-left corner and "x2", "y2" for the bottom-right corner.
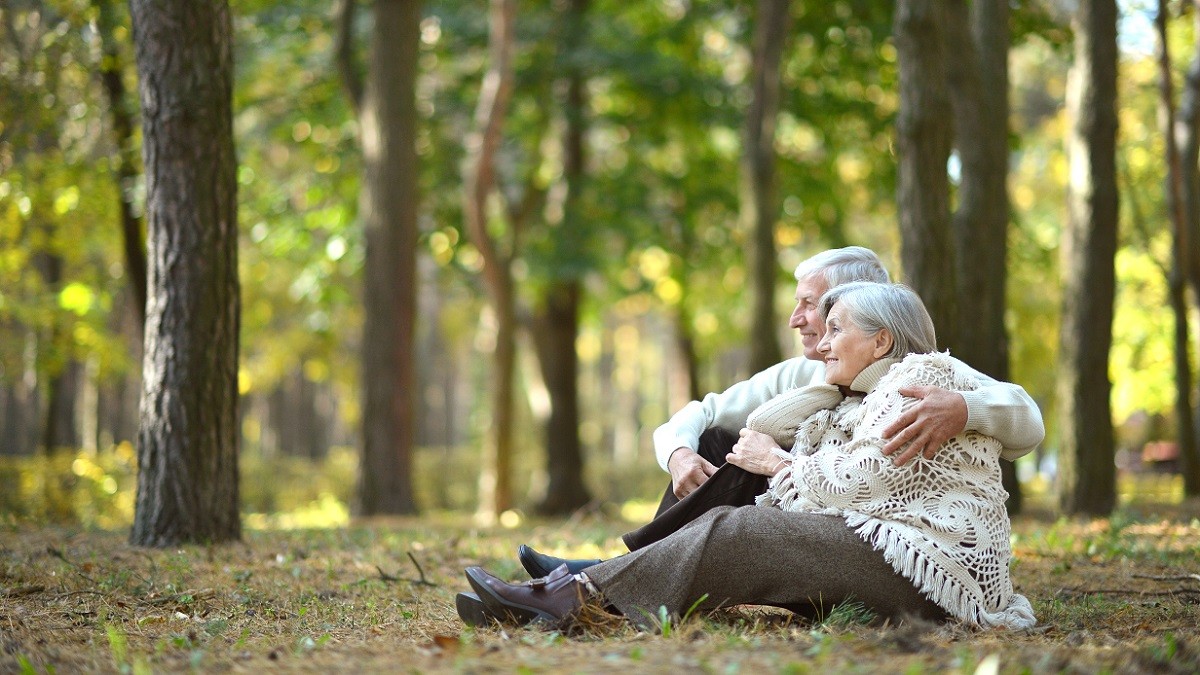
[{"x1": 3, "y1": 501, "x2": 1200, "y2": 673}]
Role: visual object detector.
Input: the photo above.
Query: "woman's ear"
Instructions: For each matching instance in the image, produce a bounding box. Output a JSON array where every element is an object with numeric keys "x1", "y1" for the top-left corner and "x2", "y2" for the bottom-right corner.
[{"x1": 873, "y1": 329, "x2": 894, "y2": 358}]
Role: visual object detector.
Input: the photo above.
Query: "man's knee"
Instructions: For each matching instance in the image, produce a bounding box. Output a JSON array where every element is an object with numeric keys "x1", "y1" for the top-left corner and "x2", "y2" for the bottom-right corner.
[{"x1": 697, "y1": 427, "x2": 738, "y2": 466}]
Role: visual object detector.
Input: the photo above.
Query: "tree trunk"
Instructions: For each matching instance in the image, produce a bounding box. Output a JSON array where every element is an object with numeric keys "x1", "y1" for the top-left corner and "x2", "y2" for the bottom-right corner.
[
  {"x1": 1173, "y1": 4, "x2": 1200, "y2": 497},
  {"x1": 944, "y1": 0, "x2": 1022, "y2": 512},
  {"x1": 1057, "y1": 0, "x2": 1119, "y2": 516},
  {"x1": 894, "y1": 0, "x2": 957, "y2": 352},
  {"x1": 533, "y1": 0, "x2": 592, "y2": 515},
  {"x1": 742, "y1": 0, "x2": 789, "y2": 373},
  {"x1": 32, "y1": 243, "x2": 81, "y2": 454},
  {"x1": 355, "y1": 0, "x2": 422, "y2": 515},
  {"x1": 129, "y1": 0, "x2": 241, "y2": 546},
  {"x1": 463, "y1": 0, "x2": 519, "y2": 518},
  {"x1": 94, "y1": 0, "x2": 147, "y2": 329},
  {"x1": 532, "y1": 284, "x2": 590, "y2": 513}
]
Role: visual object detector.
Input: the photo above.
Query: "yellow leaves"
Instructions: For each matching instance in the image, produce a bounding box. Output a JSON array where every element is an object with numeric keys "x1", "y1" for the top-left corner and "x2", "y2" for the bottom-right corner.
[
  {"x1": 302, "y1": 358, "x2": 328, "y2": 383},
  {"x1": 576, "y1": 330, "x2": 602, "y2": 363},
  {"x1": 654, "y1": 277, "x2": 682, "y2": 305},
  {"x1": 292, "y1": 120, "x2": 312, "y2": 142},
  {"x1": 836, "y1": 154, "x2": 868, "y2": 184},
  {"x1": 58, "y1": 281, "x2": 94, "y2": 315},
  {"x1": 636, "y1": 246, "x2": 670, "y2": 282},
  {"x1": 693, "y1": 311, "x2": 719, "y2": 337},
  {"x1": 53, "y1": 186, "x2": 79, "y2": 215}
]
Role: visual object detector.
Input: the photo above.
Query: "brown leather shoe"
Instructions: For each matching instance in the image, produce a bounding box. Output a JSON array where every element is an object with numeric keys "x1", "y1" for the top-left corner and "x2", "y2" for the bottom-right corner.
[
  {"x1": 465, "y1": 563, "x2": 586, "y2": 626},
  {"x1": 455, "y1": 592, "x2": 498, "y2": 628}
]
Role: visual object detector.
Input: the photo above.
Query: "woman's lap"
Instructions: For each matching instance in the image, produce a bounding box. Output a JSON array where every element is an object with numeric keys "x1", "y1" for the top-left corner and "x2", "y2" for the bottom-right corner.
[{"x1": 587, "y1": 505, "x2": 946, "y2": 628}]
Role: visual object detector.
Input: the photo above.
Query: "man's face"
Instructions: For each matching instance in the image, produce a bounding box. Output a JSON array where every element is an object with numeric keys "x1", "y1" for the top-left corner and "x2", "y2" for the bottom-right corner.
[{"x1": 788, "y1": 276, "x2": 830, "y2": 360}]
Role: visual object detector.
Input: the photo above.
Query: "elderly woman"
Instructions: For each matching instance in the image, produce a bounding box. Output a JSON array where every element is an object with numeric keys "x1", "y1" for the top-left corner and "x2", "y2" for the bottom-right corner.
[{"x1": 460, "y1": 283, "x2": 1036, "y2": 631}]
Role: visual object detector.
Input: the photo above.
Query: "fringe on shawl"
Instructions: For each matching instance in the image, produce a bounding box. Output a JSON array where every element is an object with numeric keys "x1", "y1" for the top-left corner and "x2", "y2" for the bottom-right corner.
[{"x1": 847, "y1": 512, "x2": 1037, "y2": 630}]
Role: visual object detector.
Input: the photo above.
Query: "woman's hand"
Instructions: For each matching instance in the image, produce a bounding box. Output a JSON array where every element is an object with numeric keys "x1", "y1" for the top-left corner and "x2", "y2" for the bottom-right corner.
[{"x1": 727, "y1": 428, "x2": 787, "y2": 476}]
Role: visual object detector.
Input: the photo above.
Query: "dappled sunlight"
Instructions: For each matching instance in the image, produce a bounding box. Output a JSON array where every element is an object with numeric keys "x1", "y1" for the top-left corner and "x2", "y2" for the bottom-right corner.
[
  {"x1": 619, "y1": 498, "x2": 659, "y2": 525},
  {"x1": 244, "y1": 493, "x2": 350, "y2": 531}
]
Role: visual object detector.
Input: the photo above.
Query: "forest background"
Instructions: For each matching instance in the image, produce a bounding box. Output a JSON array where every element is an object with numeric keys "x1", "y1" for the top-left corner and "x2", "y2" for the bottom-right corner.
[{"x1": 1, "y1": 0, "x2": 1198, "y2": 531}]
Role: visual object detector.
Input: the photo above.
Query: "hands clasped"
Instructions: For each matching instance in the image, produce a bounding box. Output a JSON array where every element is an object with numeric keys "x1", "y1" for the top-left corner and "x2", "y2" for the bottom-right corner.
[{"x1": 726, "y1": 428, "x2": 786, "y2": 477}]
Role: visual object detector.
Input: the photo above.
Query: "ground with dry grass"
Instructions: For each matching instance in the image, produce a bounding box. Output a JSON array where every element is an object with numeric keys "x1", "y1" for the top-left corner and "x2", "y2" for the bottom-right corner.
[{"x1": 3, "y1": 501, "x2": 1200, "y2": 674}]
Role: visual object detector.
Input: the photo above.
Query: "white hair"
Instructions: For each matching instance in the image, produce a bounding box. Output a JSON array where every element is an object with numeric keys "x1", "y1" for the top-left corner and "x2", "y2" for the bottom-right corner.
[
  {"x1": 819, "y1": 282, "x2": 937, "y2": 357},
  {"x1": 793, "y1": 246, "x2": 890, "y2": 289}
]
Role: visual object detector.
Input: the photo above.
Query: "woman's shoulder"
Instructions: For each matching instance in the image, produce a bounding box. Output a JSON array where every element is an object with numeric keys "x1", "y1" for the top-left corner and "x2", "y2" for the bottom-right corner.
[{"x1": 878, "y1": 352, "x2": 982, "y2": 392}]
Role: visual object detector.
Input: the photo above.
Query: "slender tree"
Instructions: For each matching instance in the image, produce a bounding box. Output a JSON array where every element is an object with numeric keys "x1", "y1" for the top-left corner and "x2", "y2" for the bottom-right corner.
[
  {"x1": 94, "y1": 0, "x2": 147, "y2": 329},
  {"x1": 129, "y1": 0, "x2": 241, "y2": 546},
  {"x1": 742, "y1": 0, "x2": 790, "y2": 373},
  {"x1": 463, "y1": 0, "x2": 519, "y2": 518},
  {"x1": 531, "y1": 0, "x2": 592, "y2": 515},
  {"x1": 1157, "y1": 0, "x2": 1200, "y2": 496},
  {"x1": 337, "y1": 0, "x2": 422, "y2": 515},
  {"x1": 1057, "y1": 0, "x2": 1119, "y2": 516}
]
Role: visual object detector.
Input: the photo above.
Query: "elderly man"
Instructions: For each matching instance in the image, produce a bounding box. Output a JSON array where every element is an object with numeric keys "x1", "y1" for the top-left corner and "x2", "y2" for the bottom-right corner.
[
  {"x1": 512, "y1": 246, "x2": 1043, "y2": 578},
  {"x1": 656, "y1": 246, "x2": 1042, "y2": 510}
]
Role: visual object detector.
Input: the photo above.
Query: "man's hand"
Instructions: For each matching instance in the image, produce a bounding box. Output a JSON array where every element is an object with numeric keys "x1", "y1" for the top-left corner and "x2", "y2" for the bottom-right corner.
[
  {"x1": 881, "y1": 385, "x2": 968, "y2": 465},
  {"x1": 726, "y1": 428, "x2": 786, "y2": 476},
  {"x1": 668, "y1": 448, "x2": 717, "y2": 499}
]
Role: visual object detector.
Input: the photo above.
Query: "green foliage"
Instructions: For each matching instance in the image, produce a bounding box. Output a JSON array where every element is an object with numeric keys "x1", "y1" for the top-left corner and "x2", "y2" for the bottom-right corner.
[
  {"x1": 0, "y1": 0, "x2": 1194, "y2": 521},
  {"x1": 0, "y1": 444, "x2": 137, "y2": 527}
]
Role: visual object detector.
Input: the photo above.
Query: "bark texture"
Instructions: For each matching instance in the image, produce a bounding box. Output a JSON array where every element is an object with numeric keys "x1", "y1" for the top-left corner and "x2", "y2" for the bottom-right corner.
[
  {"x1": 1057, "y1": 0, "x2": 1119, "y2": 516},
  {"x1": 355, "y1": 0, "x2": 421, "y2": 515},
  {"x1": 944, "y1": 0, "x2": 1022, "y2": 512},
  {"x1": 129, "y1": 0, "x2": 241, "y2": 546},
  {"x1": 894, "y1": 0, "x2": 958, "y2": 352}
]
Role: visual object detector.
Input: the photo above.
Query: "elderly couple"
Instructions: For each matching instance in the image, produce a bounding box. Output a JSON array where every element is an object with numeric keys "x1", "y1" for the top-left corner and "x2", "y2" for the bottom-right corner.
[{"x1": 456, "y1": 247, "x2": 1040, "y2": 631}]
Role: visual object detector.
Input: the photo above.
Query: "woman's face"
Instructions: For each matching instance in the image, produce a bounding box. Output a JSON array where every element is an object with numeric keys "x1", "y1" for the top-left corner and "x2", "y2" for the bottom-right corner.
[{"x1": 817, "y1": 302, "x2": 892, "y2": 387}]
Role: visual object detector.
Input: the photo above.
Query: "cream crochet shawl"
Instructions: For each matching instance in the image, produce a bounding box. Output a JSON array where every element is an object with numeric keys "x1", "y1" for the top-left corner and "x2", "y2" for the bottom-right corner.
[{"x1": 752, "y1": 352, "x2": 1036, "y2": 630}]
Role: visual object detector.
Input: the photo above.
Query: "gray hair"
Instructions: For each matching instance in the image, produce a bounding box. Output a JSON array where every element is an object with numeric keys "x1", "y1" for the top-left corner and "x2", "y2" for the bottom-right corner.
[
  {"x1": 819, "y1": 282, "x2": 937, "y2": 357},
  {"x1": 793, "y1": 246, "x2": 890, "y2": 288}
]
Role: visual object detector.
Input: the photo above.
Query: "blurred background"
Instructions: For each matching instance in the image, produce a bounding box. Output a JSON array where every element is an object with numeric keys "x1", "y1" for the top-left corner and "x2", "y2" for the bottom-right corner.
[{"x1": 0, "y1": 0, "x2": 1192, "y2": 530}]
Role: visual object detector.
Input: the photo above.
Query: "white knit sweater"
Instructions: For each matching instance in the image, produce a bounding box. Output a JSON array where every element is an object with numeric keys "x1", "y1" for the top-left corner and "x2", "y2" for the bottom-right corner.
[{"x1": 753, "y1": 353, "x2": 1037, "y2": 630}]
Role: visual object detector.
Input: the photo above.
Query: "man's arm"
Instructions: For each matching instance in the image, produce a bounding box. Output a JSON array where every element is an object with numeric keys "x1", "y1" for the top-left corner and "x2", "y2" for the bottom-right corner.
[
  {"x1": 881, "y1": 364, "x2": 1044, "y2": 465},
  {"x1": 652, "y1": 357, "x2": 823, "y2": 471}
]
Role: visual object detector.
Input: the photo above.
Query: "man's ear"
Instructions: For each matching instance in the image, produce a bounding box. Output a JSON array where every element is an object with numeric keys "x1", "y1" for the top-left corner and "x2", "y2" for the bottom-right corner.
[{"x1": 873, "y1": 329, "x2": 894, "y2": 358}]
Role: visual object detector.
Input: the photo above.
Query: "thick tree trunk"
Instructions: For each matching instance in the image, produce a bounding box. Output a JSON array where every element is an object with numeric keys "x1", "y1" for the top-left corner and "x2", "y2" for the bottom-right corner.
[
  {"x1": 894, "y1": 0, "x2": 958, "y2": 351},
  {"x1": 742, "y1": 0, "x2": 789, "y2": 373},
  {"x1": 129, "y1": 0, "x2": 241, "y2": 546},
  {"x1": 944, "y1": 0, "x2": 1021, "y2": 512},
  {"x1": 1057, "y1": 0, "x2": 1118, "y2": 516},
  {"x1": 356, "y1": 0, "x2": 421, "y2": 515}
]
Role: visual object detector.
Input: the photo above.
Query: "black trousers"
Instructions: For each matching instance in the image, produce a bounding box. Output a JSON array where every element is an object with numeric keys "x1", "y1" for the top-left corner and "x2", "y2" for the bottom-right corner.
[{"x1": 622, "y1": 428, "x2": 769, "y2": 551}]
